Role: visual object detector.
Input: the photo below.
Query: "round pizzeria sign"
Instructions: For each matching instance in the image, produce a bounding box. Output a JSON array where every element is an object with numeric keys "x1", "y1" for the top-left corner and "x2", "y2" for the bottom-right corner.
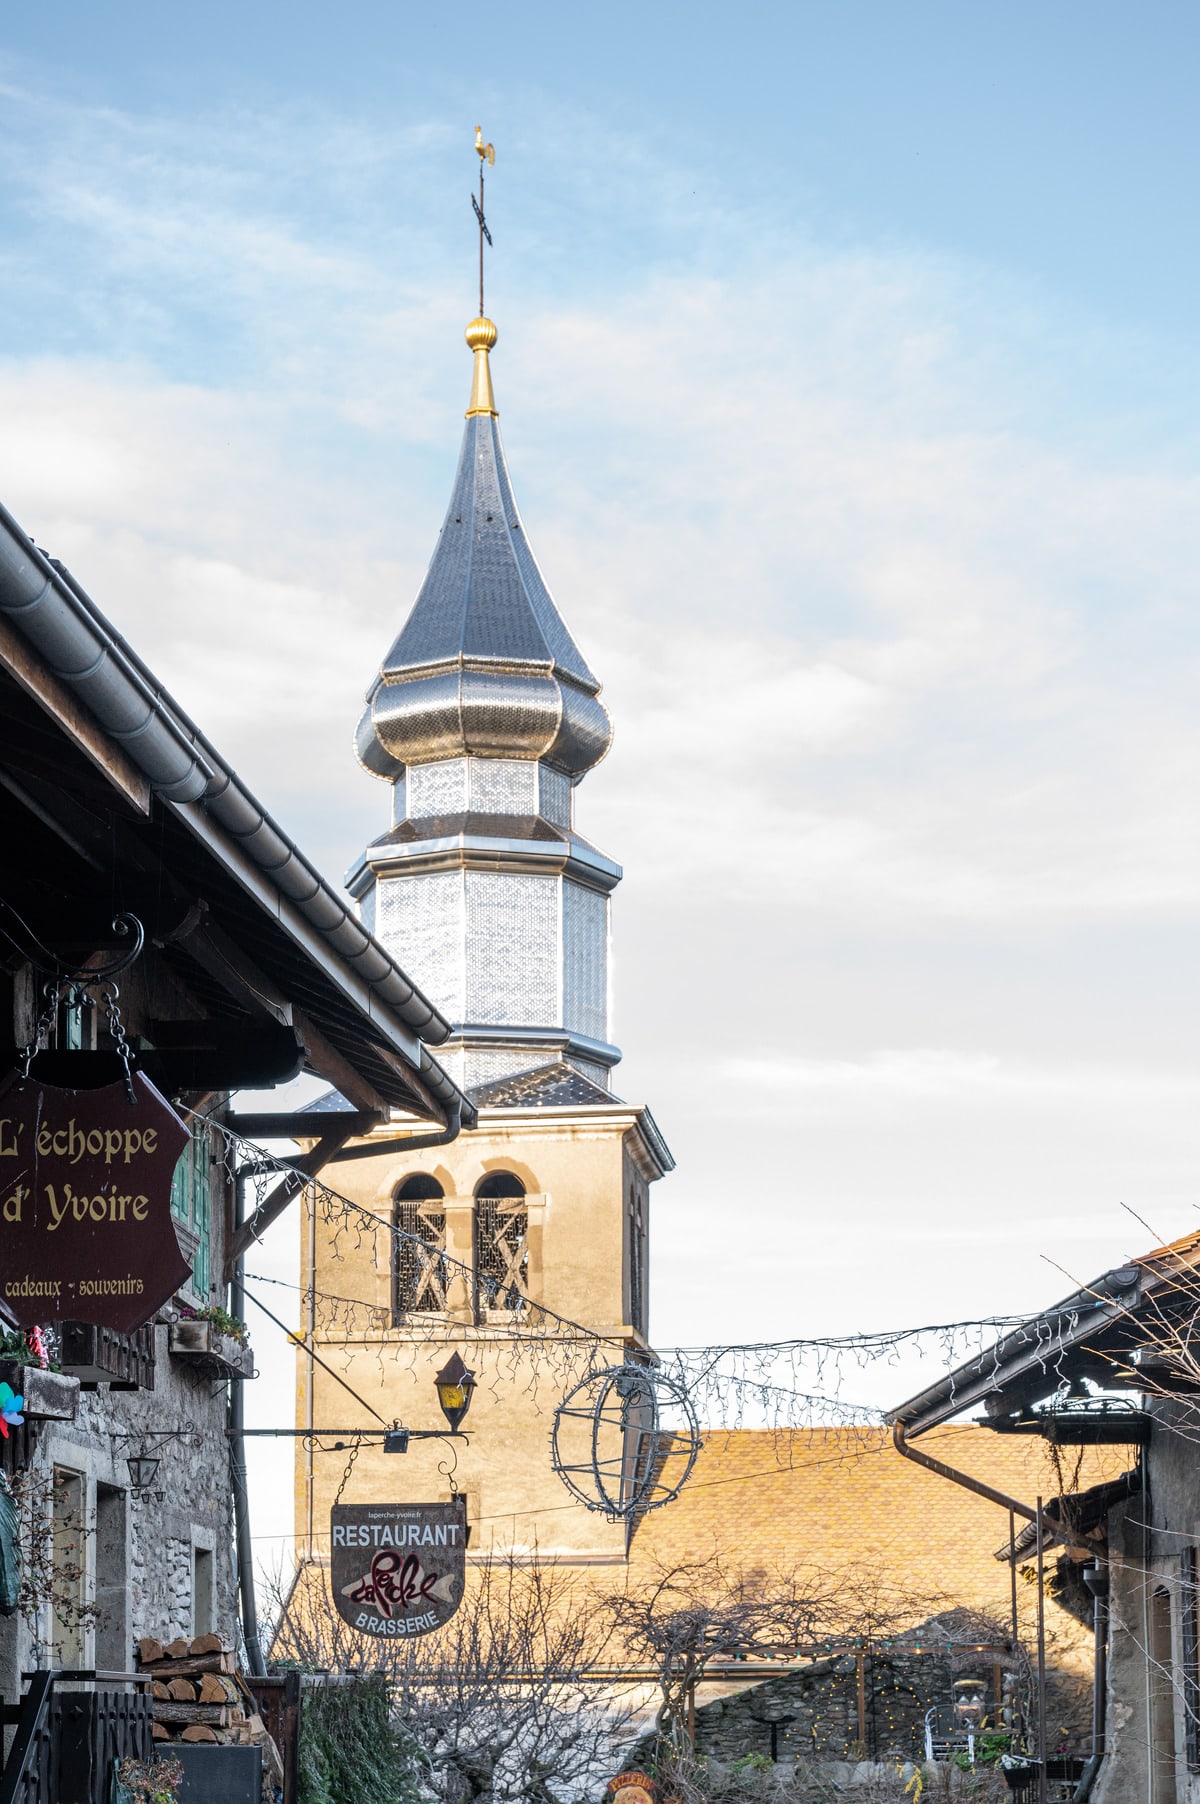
[
  {"x1": 607, "y1": 1773, "x2": 655, "y2": 1804},
  {"x1": 331, "y1": 1502, "x2": 466, "y2": 1638}
]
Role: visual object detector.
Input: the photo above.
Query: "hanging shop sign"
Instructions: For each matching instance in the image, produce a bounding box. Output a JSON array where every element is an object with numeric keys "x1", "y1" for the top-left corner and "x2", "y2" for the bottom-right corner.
[
  {"x1": 331, "y1": 1501, "x2": 466, "y2": 1638},
  {"x1": 0, "y1": 1071, "x2": 192, "y2": 1333},
  {"x1": 607, "y1": 1774, "x2": 656, "y2": 1804}
]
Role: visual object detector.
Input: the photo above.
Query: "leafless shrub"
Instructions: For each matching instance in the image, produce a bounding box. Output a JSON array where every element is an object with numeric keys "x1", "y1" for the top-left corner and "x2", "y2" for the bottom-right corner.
[
  {"x1": 265, "y1": 1551, "x2": 632, "y2": 1804},
  {"x1": 602, "y1": 1555, "x2": 945, "y2": 1765}
]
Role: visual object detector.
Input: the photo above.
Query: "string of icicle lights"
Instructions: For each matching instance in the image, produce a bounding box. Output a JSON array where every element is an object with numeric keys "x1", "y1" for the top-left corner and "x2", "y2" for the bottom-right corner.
[{"x1": 202, "y1": 1114, "x2": 1062, "y2": 1433}]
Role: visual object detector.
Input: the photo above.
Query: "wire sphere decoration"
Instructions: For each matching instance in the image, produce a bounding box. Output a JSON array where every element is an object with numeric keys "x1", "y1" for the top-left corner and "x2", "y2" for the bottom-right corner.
[{"x1": 550, "y1": 1361, "x2": 702, "y2": 1522}]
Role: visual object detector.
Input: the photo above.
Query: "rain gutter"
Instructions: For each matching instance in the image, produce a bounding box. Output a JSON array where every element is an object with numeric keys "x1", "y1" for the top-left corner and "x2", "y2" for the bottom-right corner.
[
  {"x1": 889, "y1": 1271, "x2": 1151, "y2": 1550},
  {"x1": 893, "y1": 1263, "x2": 1143, "y2": 1438}
]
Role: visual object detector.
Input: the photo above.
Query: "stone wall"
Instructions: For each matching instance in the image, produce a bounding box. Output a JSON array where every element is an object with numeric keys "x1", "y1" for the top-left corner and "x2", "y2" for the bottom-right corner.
[
  {"x1": 626, "y1": 1638, "x2": 1091, "y2": 1771},
  {"x1": 692, "y1": 1652, "x2": 949, "y2": 1766},
  {"x1": 6, "y1": 1320, "x2": 240, "y2": 1677},
  {"x1": 0, "y1": 1291, "x2": 243, "y2": 1707},
  {"x1": 1093, "y1": 1434, "x2": 1200, "y2": 1804}
]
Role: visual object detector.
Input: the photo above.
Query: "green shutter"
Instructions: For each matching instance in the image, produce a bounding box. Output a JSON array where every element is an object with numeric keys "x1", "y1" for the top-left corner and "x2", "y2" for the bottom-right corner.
[
  {"x1": 170, "y1": 1141, "x2": 192, "y2": 1222},
  {"x1": 191, "y1": 1129, "x2": 211, "y2": 1296},
  {"x1": 169, "y1": 1130, "x2": 212, "y2": 1297}
]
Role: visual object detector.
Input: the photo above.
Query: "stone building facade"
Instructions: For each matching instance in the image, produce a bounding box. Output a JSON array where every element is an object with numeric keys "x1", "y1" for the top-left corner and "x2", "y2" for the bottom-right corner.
[
  {"x1": 0, "y1": 504, "x2": 462, "y2": 1715},
  {"x1": 891, "y1": 1230, "x2": 1200, "y2": 1803}
]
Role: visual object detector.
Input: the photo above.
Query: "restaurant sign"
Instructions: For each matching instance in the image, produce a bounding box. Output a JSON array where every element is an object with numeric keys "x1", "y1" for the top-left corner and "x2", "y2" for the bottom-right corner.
[
  {"x1": 0, "y1": 1071, "x2": 192, "y2": 1332},
  {"x1": 331, "y1": 1501, "x2": 466, "y2": 1638}
]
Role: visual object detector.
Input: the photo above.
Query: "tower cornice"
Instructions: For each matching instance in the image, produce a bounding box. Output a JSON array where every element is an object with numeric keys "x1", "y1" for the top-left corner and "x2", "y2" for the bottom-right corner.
[{"x1": 348, "y1": 827, "x2": 621, "y2": 895}]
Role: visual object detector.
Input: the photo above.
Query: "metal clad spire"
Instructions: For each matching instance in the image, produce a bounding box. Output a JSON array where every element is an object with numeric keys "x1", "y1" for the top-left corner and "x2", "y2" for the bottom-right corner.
[
  {"x1": 354, "y1": 132, "x2": 611, "y2": 779},
  {"x1": 350, "y1": 130, "x2": 620, "y2": 1094}
]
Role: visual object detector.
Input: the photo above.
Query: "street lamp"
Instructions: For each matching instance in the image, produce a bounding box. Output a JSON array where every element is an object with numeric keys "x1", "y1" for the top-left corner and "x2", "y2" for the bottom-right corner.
[
  {"x1": 239, "y1": 1354, "x2": 478, "y2": 1454},
  {"x1": 126, "y1": 1453, "x2": 163, "y2": 1501},
  {"x1": 435, "y1": 1352, "x2": 476, "y2": 1434}
]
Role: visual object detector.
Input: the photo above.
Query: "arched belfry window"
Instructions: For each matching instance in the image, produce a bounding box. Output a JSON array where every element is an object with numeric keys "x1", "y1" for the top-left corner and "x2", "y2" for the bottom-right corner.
[
  {"x1": 393, "y1": 1175, "x2": 447, "y2": 1317},
  {"x1": 475, "y1": 1172, "x2": 528, "y2": 1312}
]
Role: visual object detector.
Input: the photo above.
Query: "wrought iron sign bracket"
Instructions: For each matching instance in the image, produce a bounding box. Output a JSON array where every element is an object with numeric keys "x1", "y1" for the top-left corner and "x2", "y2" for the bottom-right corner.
[
  {"x1": 229, "y1": 1427, "x2": 470, "y2": 1451},
  {"x1": 0, "y1": 901, "x2": 145, "y2": 991}
]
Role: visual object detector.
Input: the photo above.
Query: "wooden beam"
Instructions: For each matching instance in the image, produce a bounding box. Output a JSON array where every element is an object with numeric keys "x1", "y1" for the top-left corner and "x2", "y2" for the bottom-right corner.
[
  {"x1": 0, "y1": 614, "x2": 151, "y2": 814},
  {"x1": 172, "y1": 911, "x2": 294, "y2": 1027},
  {"x1": 291, "y1": 1009, "x2": 395, "y2": 1117}
]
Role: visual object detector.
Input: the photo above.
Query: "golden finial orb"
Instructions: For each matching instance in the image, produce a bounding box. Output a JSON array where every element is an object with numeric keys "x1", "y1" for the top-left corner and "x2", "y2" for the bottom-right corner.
[
  {"x1": 465, "y1": 316, "x2": 499, "y2": 418},
  {"x1": 465, "y1": 316, "x2": 498, "y2": 353}
]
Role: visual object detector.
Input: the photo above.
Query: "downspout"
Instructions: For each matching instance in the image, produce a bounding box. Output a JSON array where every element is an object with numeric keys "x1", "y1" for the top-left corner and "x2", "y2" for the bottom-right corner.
[
  {"x1": 325, "y1": 1101, "x2": 464, "y2": 1162},
  {"x1": 893, "y1": 1420, "x2": 1107, "y2": 1797},
  {"x1": 891, "y1": 1421, "x2": 1100, "y2": 1577},
  {"x1": 229, "y1": 1168, "x2": 266, "y2": 1677},
  {"x1": 892, "y1": 1420, "x2": 1038, "y2": 1523},
  {"x1": 1071, "y1": 1560, "x2": 1110, "y2": 1802},
  {"x1": 225, "y1": 1103, "x2": 465, "y2": 1278}
]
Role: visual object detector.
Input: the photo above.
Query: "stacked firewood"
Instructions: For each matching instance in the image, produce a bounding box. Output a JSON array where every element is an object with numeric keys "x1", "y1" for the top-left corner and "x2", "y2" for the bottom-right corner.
[{"x1": 136, "y1": 1632, "x2": 280, "y2": 1767}]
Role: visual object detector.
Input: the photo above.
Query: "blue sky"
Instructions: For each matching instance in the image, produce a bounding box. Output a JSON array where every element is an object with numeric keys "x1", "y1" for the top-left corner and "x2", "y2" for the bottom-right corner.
[
  {"x1": 3, "y1": 5, "x2": 1200, "y2": 1549},
  {"x1": 5, "y1": 5, "x2": 1200, "y2": 369}
]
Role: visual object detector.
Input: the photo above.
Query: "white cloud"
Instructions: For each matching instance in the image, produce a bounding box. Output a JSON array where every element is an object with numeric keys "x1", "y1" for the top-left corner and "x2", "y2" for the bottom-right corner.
[{"x1": 726, "y1": 1048, "x2": 1200, "y2": 1105}]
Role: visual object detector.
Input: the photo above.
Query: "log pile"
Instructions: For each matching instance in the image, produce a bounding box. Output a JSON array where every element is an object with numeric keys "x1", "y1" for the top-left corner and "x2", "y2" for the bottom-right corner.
[{"x1": 136, "y1": 1632, "x2": 283, "y2": 1779}]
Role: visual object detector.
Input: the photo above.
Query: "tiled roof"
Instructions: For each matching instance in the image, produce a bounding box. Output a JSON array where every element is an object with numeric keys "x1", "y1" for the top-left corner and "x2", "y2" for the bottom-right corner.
[
  {"x1": 1135, "y1": 1225, "x2": 1200, "y2": 1269},
  {"x1": 470, "y1": 1060, "x2": 621, "y2": 1109},
  {"x1": 628, "y1": 1426, "x2": 1131, "y2": 1640}
]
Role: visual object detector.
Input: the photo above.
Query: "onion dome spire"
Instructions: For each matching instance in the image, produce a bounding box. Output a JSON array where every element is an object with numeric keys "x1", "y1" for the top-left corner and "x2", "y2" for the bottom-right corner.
[{"x1": 356, "y1": 317, "x2": 612, "y2": 780}]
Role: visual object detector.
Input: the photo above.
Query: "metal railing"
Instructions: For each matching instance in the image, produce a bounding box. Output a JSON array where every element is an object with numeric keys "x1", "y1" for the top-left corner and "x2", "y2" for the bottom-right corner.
[{"x1": 0, "y1": 1670, "x2": 152, "y2": 1804}]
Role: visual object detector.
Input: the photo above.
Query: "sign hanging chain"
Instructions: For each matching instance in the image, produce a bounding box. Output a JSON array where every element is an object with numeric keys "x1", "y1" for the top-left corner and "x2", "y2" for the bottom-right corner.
[
  {"x1": 333, "y1": 1436, "x2": 362, "y2": 1508},
  {"x1": 14, "y1": 910, "x2": 144, "y2": 1106}
]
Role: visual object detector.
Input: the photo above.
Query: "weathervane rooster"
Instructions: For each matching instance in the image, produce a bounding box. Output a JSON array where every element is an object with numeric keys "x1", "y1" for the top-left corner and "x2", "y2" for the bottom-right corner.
[{"x1": 472, "y1": 128, "x2": 496, "y2": 316}]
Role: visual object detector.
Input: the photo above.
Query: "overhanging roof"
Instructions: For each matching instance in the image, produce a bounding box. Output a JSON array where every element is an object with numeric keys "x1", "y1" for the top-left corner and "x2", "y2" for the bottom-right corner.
[
  {"x1": 890, "y1": 1230, "x2": 1200, "y2": 1437},
  {"x1": 0, "y1": 498, "x2": 473, "y2": 1128}
]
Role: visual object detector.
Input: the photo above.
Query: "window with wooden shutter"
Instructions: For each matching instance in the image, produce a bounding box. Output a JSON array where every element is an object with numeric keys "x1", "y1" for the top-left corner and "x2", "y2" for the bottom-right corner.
[
  {"x1": 170, "y1": 1125, "x2": 212, "y2": 1298},
  {"x1": 475, "y1": 1172, "x2": 527, "y2": 1314},
  {"x1": 393, "y1": 1175, "x2": 448, "y2": 1318}
]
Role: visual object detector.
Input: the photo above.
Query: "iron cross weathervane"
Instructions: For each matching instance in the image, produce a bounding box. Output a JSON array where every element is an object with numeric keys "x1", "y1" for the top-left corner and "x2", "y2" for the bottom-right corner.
[{"x1": 473, "y1": 126, "x2": 495, "y2": 315}]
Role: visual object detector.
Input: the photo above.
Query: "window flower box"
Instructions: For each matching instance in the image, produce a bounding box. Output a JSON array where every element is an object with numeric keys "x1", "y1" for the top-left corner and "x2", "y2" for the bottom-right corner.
[
  {"x1": 169, "y1": 1318, "x2": 254, "y2": 1379},
  {"x1": 59, "y1": 1320, "x2": 156, "y2": 1390},
  {"x1": 0, "y1": 1363, "x2": 80, "y2": 1421}
]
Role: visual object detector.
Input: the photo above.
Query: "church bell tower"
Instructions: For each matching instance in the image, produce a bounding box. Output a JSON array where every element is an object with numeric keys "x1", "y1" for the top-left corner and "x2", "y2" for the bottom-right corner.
[{"x1": 297, "y1": 298, "x2": 672, "y2": 1566}]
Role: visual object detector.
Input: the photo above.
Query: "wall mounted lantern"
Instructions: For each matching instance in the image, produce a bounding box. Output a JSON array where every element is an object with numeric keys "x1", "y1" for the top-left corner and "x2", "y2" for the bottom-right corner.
[
  {"x1": 435, "y1": 1352, "x2": 477, "y2": 1434},
  {"x1": 126, "y1": 1453, "x2": 163, "y2": 1501}
]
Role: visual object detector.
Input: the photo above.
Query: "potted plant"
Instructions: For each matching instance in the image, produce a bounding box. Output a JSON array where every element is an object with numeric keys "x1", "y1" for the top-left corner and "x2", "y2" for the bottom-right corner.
[
  {"x1": 168, "y1": 1304, "x2": 254, "y2": 1378},
  {"x1": 111, "y1": 1752, "x2": 183, "y2": 1803},
  {"x1": 0, "y1": 1329, "x2": 78, "y2": 1422},
  {"x1": 999, "y1": 1751, "x2": 1042, "y2": 1793}
]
